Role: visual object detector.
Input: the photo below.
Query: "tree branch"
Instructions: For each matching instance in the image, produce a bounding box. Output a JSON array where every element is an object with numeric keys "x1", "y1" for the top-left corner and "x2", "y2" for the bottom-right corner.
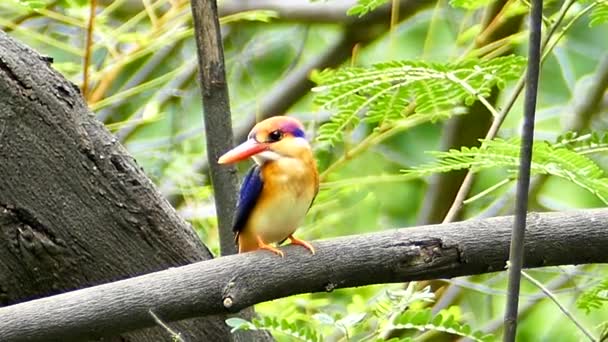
[
  {"x1": 504, "y1": 0, "x2": 543, "y2": 337},
  {"x1": 1, "y1": 209, "x2": 607, "y2": 341},
  {"x1": 190, "y1": 0, "x2": 239, "y2": 256}
]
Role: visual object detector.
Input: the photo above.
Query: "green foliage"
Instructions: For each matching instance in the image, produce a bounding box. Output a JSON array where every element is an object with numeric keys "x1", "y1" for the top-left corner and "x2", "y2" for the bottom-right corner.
[
  {"x1": 221, "y1": 10, "x2": 279, "y2": 24},
  {"x1": 347, "y1": 0, "x2": 390, "y2": 17},
  {"x1": 556, "y1": 131, "x2": 608, "y2": 154},
  {"x1": 16, "y1": 0, "x2": 47, "y2": 9},
  {"x1": 577, "y1": 279, "x2": 608, "y2": 314},
  {"x1": 226, "y1": 316, "x2": 322, "y2": 342},
  {"x1": 404, "y1": 137, "x2": 608, "y2": 204},
  {"x1": 311, "y1": 56, "x2": 525, "y2": 146},
  {"x1": 449, "y1": 0, "x2": 494, "y2": 10},
  {"x1": 391, "y1": 308, "x2": 495, "y2": 341},
  {"x1": 588, "y1": 0, "x2": 608, "y2": 27},
  {"x1": 229, "y1": 283, "x2": 495, "y2": 341}
]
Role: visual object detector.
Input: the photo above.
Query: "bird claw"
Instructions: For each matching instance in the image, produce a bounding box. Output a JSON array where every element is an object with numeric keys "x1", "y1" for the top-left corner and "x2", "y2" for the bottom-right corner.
[
  {"x1": 259, "y1": 244, "x2": 285, "y2": 257},
  {"x1": 288, "y1": 235, "x2": 315, "y2": 255},
  {"x1": 256, "y1": 235, "x2": 285, "y2": 257}
]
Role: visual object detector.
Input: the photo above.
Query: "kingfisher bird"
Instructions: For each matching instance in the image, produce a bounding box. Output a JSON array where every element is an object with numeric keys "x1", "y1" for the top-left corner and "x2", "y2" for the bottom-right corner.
[{"x1": 218, "y1": 116, "x2": 319, "y2": 257}]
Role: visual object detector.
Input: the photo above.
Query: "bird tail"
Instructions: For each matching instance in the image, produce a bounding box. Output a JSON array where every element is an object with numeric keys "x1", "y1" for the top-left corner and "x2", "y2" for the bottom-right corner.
[{"x1": 236, "y1": 231, "x2": 259, "y2": 253}]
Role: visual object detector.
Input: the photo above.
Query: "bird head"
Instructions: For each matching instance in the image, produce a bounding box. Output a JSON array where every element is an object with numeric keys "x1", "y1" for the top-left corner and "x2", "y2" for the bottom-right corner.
[{"x1": 218, "y1": 116, "x2": 312, "y2": 165}]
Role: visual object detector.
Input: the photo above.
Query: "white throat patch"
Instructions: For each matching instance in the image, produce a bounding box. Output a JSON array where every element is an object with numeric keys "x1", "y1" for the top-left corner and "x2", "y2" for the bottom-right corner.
[{"x1": 253, "y1": 150, "x2": 282, "y2": 165}]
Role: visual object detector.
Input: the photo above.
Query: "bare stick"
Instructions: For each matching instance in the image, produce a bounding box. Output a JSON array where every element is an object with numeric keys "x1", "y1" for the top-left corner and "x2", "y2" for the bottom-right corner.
[
  {"x1": 82, "y1": 0, "x2": 97, "y2": 98},
  {"x1": 149, "y1": 310, "x2": 185, "y2": 342},
  {"x1": 190, "y1": 0, "x2": 239, "y2": 256},
  {"x1": 503, "y1": 0, "x2": 543, "y2": 339},
  {"x1": 521, "y1": 271, "x2": 596, "y2": 341}
]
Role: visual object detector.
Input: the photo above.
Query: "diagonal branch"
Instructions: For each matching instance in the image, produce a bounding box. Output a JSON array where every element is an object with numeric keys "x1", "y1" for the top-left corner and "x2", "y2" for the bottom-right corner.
[{"x1": 1, "y1": 209, "x2": 607, "y2": 341}]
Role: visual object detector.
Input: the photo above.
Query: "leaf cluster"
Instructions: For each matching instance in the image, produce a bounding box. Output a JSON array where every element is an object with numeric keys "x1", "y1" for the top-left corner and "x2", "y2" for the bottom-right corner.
[
  {"x1": 404, "y1": 136, "x2": 608, "y2": 204},
  {"x1": 311, "y1": 56, "x2": 525, "y2": 146},
  {"x1": 390, "y1": 308, "x2": 494, "y2": 342},
  {"x1": 227, "y1": 283, "x2": 495, "y2": 341},
  {"x1": 577, "y1": 279, "x2": 608, "y2": 314}
]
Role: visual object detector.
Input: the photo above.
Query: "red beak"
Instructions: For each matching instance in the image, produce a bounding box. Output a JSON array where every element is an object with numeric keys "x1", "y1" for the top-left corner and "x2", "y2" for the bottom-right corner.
[{"x1": 218, "y1": 139, "x2": 268, "y2": 164}]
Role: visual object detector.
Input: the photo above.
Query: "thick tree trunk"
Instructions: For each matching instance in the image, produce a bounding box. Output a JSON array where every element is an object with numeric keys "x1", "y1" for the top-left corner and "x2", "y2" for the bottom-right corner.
[{"x1": 0, "y1": 31, "x2": 245, "y2": 341}]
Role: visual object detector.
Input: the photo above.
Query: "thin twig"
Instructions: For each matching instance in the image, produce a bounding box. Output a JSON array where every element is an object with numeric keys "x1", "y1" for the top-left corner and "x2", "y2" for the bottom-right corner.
[
  {"x1": 115, "y1": 61, "x2": 197, "y2": 141},
  {"x1": 96, "y1": 42, "x2": 183, "y2": 123},
  {"x1": 1, "y1": 0, "x2": 59, "y2": 32},
  {"x1": 442, "y1": 0, "x2": 576, "y2": 223},
  {"x1": 503, "y1": 0, "x2": 543, "y2": 339},
  {"x1": 521, "y1": 271, "x2": 596, "y2": 341},
  {"x1": 471, "y1": 271, "x2": 576, "y2": 339},
  {"x1": 149, "y1": 310, "x2": 185, "y2": 342},
  {"x1": 82, "y1": 0, "x2": 97, "y2": 98}
]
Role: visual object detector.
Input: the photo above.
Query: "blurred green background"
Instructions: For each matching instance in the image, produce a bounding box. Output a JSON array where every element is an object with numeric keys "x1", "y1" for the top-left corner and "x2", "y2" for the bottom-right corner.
[{"x1": 2, "y1": 0, "x2": 607, "y2": 340}]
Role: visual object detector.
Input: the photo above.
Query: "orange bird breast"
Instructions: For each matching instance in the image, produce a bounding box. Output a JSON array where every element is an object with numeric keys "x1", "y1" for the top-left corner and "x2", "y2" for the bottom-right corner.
[{"x1": 246, "y1": 157, "x2": 318, "y2": 244}]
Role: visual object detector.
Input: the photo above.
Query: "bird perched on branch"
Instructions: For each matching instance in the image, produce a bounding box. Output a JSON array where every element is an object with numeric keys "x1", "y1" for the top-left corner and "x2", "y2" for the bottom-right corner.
[{"x1": 218, "y1": 116, "x2": 318, "y2": 257}]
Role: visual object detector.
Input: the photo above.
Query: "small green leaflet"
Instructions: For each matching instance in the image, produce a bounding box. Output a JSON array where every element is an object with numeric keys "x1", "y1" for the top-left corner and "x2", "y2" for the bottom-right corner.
[{"x1": 347, "y1": 0, "x2": 390, "y2": 17}]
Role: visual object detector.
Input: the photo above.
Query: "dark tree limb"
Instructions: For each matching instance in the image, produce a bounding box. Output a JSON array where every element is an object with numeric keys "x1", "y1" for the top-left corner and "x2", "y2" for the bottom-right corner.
[
  {"x1": 189, "y1": 3, "x2": 270, "y2": 340},
  {"x1": 504, "y1": 0, "x2": 543, "y2": 338},
  {"x1": 0, "y1": 30, "x2": 238, "y2": 341},
  {"x1": 190, "y1": 0, "x2": 239, "y2": 256},
  {"x1": 0, "y1": 209, "x2": 606, "y2": 341}
]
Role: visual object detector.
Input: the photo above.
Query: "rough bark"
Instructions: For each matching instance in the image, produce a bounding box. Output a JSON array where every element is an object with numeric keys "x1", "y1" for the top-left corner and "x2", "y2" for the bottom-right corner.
[
  {"x1": 0, "y1": 30, "x2": 238, "y2": 341},
  {"x1": 1, "y1": 209, "x2": 607, "y2": 341}
]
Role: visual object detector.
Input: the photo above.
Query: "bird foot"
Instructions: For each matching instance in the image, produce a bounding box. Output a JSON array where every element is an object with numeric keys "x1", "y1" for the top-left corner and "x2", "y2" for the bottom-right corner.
[
  {"x1": 256, "y1": 235, "x2": 284, "y2": 257},
  {"x1": 288, "y1": 235, "x2": 315, "y2": 255}
]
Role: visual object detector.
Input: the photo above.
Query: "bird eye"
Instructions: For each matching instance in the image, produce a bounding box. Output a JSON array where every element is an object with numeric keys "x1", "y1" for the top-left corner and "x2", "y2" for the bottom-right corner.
[{"x1": 268, "y1": 130, "x2": 283, "y2": 142}]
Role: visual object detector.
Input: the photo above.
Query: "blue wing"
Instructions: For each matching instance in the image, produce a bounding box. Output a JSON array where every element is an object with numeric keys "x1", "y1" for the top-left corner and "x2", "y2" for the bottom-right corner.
[{"x1": 233, "y1": 165, "x2": 264, "y2": 235}]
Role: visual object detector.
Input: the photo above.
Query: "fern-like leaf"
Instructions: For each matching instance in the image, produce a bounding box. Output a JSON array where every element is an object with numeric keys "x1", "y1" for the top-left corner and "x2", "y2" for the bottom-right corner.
[
  {"x1": 404, "y1": 138, "x2": 608, "y2": 204},
  {"x1": 557, "y1": 131, "x2": 608, "y2": 154},
  {"x1": 577, "y1": 279, "x2": 608, "y2": 314},
  {"x1": 226, "y1": 316, "x2": 322, "y2": 342},
  {"x1": 391, "y1": 308, "x2": 495, "y2": 342},
  {"x1": 589, "y1": 0, "x2": 608, "y2": 27},
  {"x1": 312, "y1": 56, "x2": 525, "y2": 146}
]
